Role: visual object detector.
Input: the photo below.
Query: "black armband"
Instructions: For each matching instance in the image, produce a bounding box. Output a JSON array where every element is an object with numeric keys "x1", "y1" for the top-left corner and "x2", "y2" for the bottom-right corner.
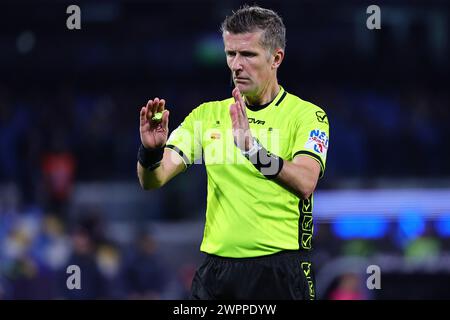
[
  {"x1": 243, "y1": 138, "x2": 284, "y2": 179},
  {"x1": 137, "y1": 143, "x2": 164, "y2": 170}
]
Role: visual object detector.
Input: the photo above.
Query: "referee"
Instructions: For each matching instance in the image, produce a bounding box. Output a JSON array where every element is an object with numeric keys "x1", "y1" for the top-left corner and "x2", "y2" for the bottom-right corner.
[{"x1": 137, "y1": 5, "x2": 329, "y2": 300}]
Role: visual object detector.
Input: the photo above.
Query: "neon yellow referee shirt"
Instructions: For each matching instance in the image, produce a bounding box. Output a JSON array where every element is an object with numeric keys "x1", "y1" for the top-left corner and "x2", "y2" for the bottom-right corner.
[{"x1": 166, "y1": 86, "x2": 329, "y2": 258}]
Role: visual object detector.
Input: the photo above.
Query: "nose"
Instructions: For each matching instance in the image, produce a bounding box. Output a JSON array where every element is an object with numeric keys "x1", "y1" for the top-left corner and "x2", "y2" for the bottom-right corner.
[{"x1": 231, "y1": 55, "x2": 243, "y2": 73}]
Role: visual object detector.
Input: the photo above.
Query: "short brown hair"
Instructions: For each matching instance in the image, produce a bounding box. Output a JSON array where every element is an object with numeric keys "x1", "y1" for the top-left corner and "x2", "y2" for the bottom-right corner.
[{"x1": 221, "y1": 5, "x2": 286, "y2": 52}]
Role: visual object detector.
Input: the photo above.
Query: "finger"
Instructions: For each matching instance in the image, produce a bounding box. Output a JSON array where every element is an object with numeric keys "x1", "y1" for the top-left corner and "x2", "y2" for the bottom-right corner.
[
  {"x1": 232, "y1": 87, "x2": 244, "y2": 118},
  {"x1": 229, "y1": 103, "x2": 238, "y2": 128},
  {"x1": 232, "y1": 89, "x2": 245, "y2": 124},
  {"x1": 154, "y1": 98, "x2": 163, "y2": 113},
  {"x1": 234, "y1": 87, "x2": 248, "y2": 119},
  {"x1": 145, "y1": 100, "x2": 153, "y2": 120},
  {"x1": 229, "y1": 103, "x2": 238, "y2": 136},
  {"x1": 151, "y1": 98, "x2": 160, "y2": 115},
  {"x1": 230, "y1": 103, "x2": 246, "y2": 148},
  {"x1": 230, "y1": 103, "x2": 244, "y2": 134},
  {"x1": 158, "y1": 99, "x2": 166, "y2": 113},
  {"x1": 233, "y1": 100, "x2": 244, "y2": 128},
  {"x1": 152, "y1": 98, "x2": 161, "y2": 115},
  {"x1": 140, "y1": 106, "x2": 147, "y2": 127},
  {"x1": 232, "y1": 87, "x2": 239, "y2": 99},
  {"x1": 161, "y1": 109, "x2": 170, "y2": 131},
  {"x1": 232, "y1": 87, "x2": 240, "y2": 104}
]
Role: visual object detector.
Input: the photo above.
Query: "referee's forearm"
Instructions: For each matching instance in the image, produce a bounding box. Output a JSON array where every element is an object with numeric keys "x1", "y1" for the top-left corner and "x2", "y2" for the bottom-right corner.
[
  {"x1": 275, "y1": 160, "x2": 318, "y2": 200},
  {"x1": 137, "y1": 162, "x2": 164, "y2": 190}
]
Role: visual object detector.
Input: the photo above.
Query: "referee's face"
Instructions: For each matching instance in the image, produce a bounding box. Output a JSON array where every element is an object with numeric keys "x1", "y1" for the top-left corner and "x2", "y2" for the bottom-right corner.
[{"x1": 223, "y1": 30, "x2": 276, "y2": 97}]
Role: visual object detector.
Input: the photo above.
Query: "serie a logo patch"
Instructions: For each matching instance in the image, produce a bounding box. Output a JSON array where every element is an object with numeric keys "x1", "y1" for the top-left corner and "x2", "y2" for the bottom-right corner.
[{"x1": 305, "y1": 129, "x2": 329, "y2": 155}]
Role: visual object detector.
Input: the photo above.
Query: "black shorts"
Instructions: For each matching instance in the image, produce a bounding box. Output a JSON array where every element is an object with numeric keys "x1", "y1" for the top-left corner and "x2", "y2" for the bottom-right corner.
[{"x1": 190, "y1": 250, "x2": 315, "y2": 300}]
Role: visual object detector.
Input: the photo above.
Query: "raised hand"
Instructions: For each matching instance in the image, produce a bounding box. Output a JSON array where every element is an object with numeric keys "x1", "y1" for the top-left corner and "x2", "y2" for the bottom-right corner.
[
  {"x1": 139, "y1": 98, "x2": 170, "y2": 149},
  {"x1": 229, "y1": 87, "x2": 253, "y2": 151}
]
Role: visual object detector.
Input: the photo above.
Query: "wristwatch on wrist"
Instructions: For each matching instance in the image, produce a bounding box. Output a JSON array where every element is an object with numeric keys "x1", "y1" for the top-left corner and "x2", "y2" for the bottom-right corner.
[{"x1": 241, "y1": 137, "x2": 262, "y2": 158}]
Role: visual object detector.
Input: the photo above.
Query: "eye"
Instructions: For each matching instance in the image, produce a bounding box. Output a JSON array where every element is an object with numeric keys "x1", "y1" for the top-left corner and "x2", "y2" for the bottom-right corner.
[
  {"x1": 241, "y1": 51, "x2": 257, "y2": 57},
  {"x1": 226, "y1": 51, "x2": 236, "y2": 57}
]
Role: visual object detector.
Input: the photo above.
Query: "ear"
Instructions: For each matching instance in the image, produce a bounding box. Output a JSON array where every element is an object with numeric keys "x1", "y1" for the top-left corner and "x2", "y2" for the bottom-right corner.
[{"x1": 271, "y1": 48, "x2": 284, "y2": 70}]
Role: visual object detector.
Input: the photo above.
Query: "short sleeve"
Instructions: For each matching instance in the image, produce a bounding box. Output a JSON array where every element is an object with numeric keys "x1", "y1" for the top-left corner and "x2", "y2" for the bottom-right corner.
[
  {"x1": 166, "y1": 106, "x2": 203, "y2": 169},
  {"x1": 291, "y1": 107, "x2": 329, "y2": 178}
]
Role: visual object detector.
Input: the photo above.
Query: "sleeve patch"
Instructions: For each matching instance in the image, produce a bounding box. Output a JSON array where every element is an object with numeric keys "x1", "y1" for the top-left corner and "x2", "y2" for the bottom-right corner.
[{"x1": 304, "y1": 129, "x2": 329, "y2": 156}]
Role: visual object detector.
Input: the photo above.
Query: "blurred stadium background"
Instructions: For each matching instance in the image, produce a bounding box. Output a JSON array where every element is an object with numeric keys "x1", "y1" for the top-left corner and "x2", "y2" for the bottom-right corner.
[{"x1": 0, "y1": 0, "x2": 449, "y2": 299}]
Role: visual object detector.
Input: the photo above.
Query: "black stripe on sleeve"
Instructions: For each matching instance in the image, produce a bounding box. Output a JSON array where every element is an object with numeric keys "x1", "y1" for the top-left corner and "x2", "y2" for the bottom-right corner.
[
  {"x1": 293, "y1": 150, "x2": 325, "y2": 178},
  {"x1": 165, "y1": 144, "x2": 191, "y2": 168}
]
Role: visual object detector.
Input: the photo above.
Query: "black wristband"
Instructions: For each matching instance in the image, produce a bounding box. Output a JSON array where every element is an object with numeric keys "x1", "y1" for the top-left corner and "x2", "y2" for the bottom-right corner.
[
  {"x1": 246, "y1": 145, "x2": 284, "y2": 179},
  {"x1": 137, "y1": 143, "x2": 164, "y2": 170}
]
